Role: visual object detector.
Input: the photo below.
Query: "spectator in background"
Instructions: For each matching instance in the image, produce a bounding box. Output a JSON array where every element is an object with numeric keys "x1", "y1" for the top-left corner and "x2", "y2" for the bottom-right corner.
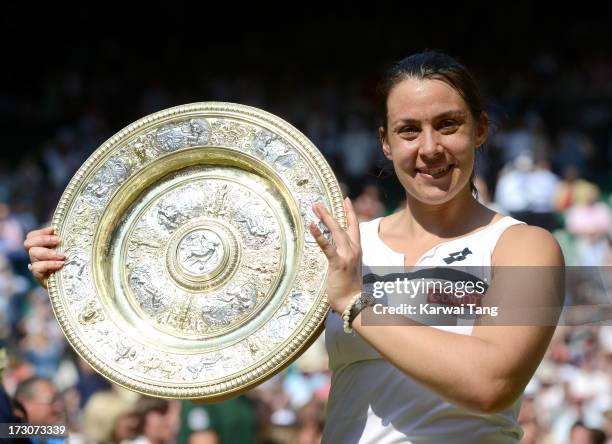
[
  {"x1": 0, "y1": 349, "x2": 29, "y2": 444},
  {"x1": 569, "y1": 421, "x2": 607, "y2": 444},
  {"x1": 352, "y1": 184, "x2": 385, "y2": 222},
  {"x1": 305, "y1": 108, "x2": 341, "y2": 162},
  {"x1": 0, "y1": 203, "x2": 25, "y2": 262},
  {"x1": 493, "y1": 112, "x2": 550, "y2": 165},
  {"x1": 75, "y1": 356, "x2": 111, "y2": 409},
  {"x1": 338, "y1": 115, "x2": 378, "y2": 194},
  {"x1": 295, "y1": 398, "x2": 325, "y2": 444},
  {"x1": 495, "y1": 155, "x2": 560, "y2": 231},
  {"x1": 494, "y1": 153, "x2": 534, "y2": 220},
  {"x1": 517, "y1": 396, "x2": 548, "y2": 444},
  {"x1": 493, "y1": 117, "x2": 533, "y2": 165},
  {"x1": 10, "y1": 200, "x2": 38, "y2": 240},
  {"x1": 131, "y1": 397, "x2": 176, "y2": 444},
  {"x1": 19, "y1": 287, "x2": 65, "y2": 378},
  {"x1": 0, "y1": 349, "x2": 33, "y2": 398},
  {"x1": 14, "y1": 377, "x2": 65, "y2": 426},
  {"x1": 555, "y1": 129, "x2": 595, "y2": 176},
  {"x1": 0, "y1": 254, "x2": 29, "y2": 336},
  {"x1": 527, "y1": 159, "x2": 560, "y2": 231},
  {"x1": 603, "y1": 408, "x2": 612, "y2": 443},
  {"x1": 554, "y1": 166, "x2": 598, "y2": 213},
  {"x1": 565, "y1": 184, "x2": 612, "y2": 266},
  {"x1": 82, "y1": 390, "x2": 138, "y2": 444}
]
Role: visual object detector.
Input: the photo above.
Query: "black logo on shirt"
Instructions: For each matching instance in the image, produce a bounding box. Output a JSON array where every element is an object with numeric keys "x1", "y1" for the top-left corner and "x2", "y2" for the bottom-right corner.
[{"x1": 443, "y1": 247, "x2": 473, "y2": 264}]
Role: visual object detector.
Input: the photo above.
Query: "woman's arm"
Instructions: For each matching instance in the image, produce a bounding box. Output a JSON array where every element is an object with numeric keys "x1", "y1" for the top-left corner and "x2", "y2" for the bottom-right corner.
[
  {"x1": 310, "y1": 201, "x2": 564, "y2": 414},
  {"x1": 351, "y1": 225, "x2": 564, "y2": 414}
]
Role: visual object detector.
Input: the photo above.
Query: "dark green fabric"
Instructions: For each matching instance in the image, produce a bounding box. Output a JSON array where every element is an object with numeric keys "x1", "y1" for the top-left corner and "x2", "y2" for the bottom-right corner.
[{"x1": 178, "y1": 396, "x2": 256, "y2": 444}]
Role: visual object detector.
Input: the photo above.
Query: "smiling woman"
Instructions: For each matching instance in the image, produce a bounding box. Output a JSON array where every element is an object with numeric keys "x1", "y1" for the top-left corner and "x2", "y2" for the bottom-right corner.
[
  {"x1": 379, "y1": 57, "x2": 488, "y2": 206},
  {"x1": 308, "y1": 51, "x2": 564, "y2": 443}
]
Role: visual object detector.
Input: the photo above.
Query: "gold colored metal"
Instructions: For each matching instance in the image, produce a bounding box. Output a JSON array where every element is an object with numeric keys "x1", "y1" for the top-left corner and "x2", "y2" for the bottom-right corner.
[{"x1": 47, "y1": 103, "x2": 345, "y2": 400}]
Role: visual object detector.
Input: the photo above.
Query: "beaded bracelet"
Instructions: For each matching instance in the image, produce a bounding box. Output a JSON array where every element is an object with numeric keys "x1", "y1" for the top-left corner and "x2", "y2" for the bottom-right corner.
[{"x1": 342, "y1": 292, "x2": 362, "y2": 334}]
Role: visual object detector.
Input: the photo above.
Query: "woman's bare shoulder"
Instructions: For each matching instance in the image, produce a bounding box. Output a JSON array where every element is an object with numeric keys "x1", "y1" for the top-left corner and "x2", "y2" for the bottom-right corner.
[{"x1": 493, "y1": 223, "x2": 564, "y2": 267}]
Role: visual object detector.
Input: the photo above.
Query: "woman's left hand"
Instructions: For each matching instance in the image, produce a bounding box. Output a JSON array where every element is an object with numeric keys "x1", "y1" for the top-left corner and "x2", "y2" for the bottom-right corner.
[{"x1": 309, "y1": 197, "x2": 363, "y2": 314}]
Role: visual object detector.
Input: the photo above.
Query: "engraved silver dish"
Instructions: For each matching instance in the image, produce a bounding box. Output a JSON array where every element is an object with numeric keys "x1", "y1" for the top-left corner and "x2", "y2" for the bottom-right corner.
[{"x1": 48, "y1": 103, "x2": 344, "y2": 400}]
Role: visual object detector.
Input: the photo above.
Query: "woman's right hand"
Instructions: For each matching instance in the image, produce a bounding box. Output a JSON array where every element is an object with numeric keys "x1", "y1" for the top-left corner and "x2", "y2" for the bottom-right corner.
[{"x1": 23, "y1": 226, "x2": 65, "y2": 288}]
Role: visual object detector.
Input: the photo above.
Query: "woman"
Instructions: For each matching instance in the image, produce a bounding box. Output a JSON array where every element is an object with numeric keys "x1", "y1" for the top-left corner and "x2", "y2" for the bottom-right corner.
[
  {"x1": 307, "y1": 51, "x2": 564, "y2": 443},
  {"x1": 25, "y1": 51, "x2": 564, "y2": 443}
]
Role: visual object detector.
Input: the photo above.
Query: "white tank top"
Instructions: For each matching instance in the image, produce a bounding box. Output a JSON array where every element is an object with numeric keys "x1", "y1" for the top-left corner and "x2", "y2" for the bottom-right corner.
[{"x1": 323, "y1": 215, "x2": 526, "y2": 443}]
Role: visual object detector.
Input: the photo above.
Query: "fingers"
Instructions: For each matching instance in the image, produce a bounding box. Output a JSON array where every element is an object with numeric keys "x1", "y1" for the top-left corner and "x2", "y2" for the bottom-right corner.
[
  {"x1": 26, "y1": 226, "x2": 54, "y2": 239},
  {"x1": 309, "y1": 221, "x2": 338, "y2": 261},
  {"x1": 30, "y1": 260, "x2": 65, "y2": 288},
  {"x1": 24, "y1": 228, "x2": 64, "y2": 289},
  {"x1": 343, "y1": 197, "x2": 361, "y2": 244},
  {"x1": 24, "y1": 234, "x2": 60, "y2": 250},
  {"x1": 312, "y1": 203, "x2": 349, "y2": 250},
  {"x1": 30, "y1": 260, "x2": 64, "y2": 274},
  {"x1": 29, "y1": 246, "x2": 66, "y2": 262}
]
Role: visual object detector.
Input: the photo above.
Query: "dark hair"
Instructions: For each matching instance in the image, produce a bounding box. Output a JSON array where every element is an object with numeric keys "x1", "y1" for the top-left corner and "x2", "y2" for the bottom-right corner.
[
  {"x1": 133, "y1": 397, "x2": 169, "y2": 435},
  {"x1": 377, "y1": 50, "x2": 487, "y2": 198}
]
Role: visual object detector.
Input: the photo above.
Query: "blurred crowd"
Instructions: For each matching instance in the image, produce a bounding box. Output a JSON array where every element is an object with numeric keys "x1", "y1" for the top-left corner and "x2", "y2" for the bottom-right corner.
[{"x1": 1, "y1": 35, "x2": 612, "y2": 444}]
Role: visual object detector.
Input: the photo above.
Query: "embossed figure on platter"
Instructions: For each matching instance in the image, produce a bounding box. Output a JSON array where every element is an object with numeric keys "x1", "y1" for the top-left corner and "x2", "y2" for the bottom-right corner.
[
  {"x1": 224, "y1": 282, "x2": 258, "y2": 312},
  {"x1": 84, "y1": 157, "x2": 131, "y2": 204},
  {"x1": 234, "y1": 198, "x2": 272, "y2": 238},
  {"x1": 177, "y1": 230, "x2": 223, "y2": 275},
  {"x1": 128, "y1": 267, "x2": 168, "y2": 313},
  {"x1": 156, "y1": 119, "x2": 210, "y2": 152},
  {"x1": 157, "y1": 203, "x2": 184, "y2": 231},
  {"x1": 251, "y1": 130, "x2": 299, "y2": 171}
]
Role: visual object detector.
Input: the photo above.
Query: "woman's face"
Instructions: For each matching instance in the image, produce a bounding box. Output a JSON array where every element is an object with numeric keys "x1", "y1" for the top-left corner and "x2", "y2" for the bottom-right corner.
[{"x1": 381, "y1": 77, "x2": 487, "y2": 205}]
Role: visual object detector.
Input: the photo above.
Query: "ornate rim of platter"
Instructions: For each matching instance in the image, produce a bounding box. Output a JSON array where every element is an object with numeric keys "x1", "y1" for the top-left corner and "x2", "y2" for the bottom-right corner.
[{"x1": 48, "y1": 102, "x2": 345, "y2": 400}]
